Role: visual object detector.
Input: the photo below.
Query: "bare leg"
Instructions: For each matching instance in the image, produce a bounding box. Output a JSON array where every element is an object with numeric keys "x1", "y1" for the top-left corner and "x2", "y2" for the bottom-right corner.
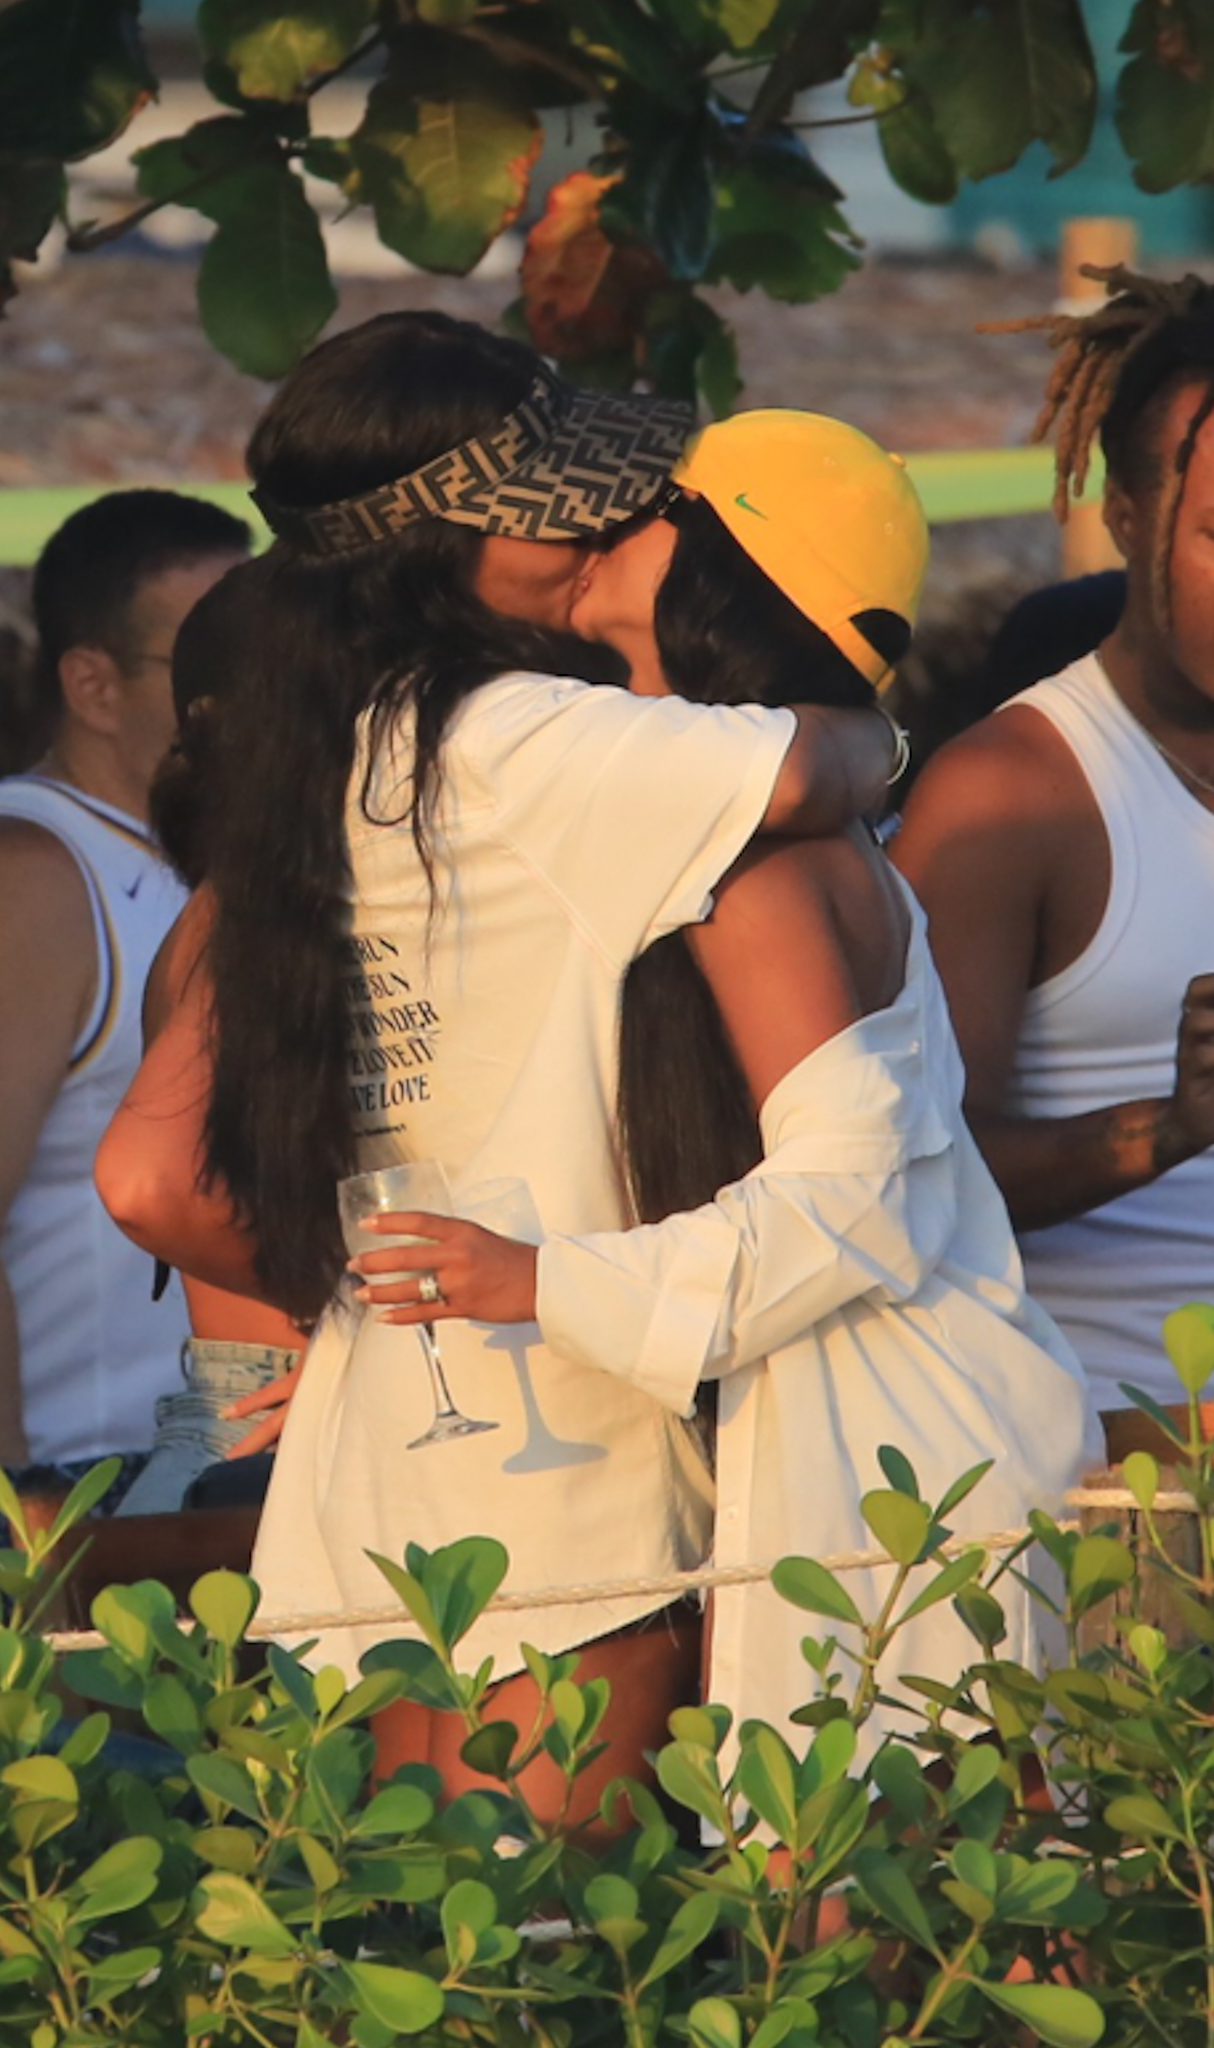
[
  {"x1": 371, "y1": 1608, "x2": 701, "y2": 1839},
  {"x1": 370, "y1": 1697, "x2": 435, "y2": 1780}
]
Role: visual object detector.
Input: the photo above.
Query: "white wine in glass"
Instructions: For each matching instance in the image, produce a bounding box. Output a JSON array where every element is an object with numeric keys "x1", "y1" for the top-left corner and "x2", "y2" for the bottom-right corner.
[{"x1": 336, "y1": 1160, "x2": 498, "y2": 1449}]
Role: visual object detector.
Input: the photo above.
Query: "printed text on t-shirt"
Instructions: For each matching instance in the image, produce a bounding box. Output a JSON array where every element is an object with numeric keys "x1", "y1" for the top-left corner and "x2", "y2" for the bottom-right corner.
[{"x1": 343, "y1": 933, "x2": 440, "y2": 1136}]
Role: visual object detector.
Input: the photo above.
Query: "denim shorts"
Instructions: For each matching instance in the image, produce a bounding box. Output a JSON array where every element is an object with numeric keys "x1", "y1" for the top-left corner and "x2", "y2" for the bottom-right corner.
[
  {"x1": 3, "y1": 1451, "x2": 149, "y2": 1548},
  {"x1": 114, "y1": 1339, "x2": 300, "y2": 1519}
]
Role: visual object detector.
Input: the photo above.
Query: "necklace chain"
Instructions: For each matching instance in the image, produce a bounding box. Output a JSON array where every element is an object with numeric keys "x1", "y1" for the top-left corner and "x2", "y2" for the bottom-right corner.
[
  {"x1": 1146, "y1": 728, "x2": 1214, "y2": 799},
  {"x1": 1092, "y1": 650, "x2": 1214, "y2": 799}
]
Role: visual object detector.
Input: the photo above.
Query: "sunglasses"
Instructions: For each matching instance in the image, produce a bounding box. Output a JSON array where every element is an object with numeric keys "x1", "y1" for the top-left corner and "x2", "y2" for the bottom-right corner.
[{"x1": 594, "y1": 483, "x2": 685, "y2": 552}]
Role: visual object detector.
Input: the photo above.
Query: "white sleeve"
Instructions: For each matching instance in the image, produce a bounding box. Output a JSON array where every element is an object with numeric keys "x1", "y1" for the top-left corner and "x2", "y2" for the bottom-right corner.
[
  {"x1": 455, "y1": 674, "x2": 795, "y2": 962},
  {"x1": 535, "y1": 1045, "x2": 959, "y2": 1416},
  {"x1": 536, "y1": 1160, "x2": 957, "y2": 1417}
]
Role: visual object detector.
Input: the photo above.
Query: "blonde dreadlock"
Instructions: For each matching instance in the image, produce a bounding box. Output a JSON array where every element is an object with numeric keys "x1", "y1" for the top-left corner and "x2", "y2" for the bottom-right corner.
[{"x1": 981, "y1": 265, "x2": 1214, "y2": 627}]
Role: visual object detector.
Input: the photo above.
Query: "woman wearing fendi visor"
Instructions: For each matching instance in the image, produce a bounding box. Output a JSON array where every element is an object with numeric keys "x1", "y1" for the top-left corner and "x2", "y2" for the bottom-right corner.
[
  {"x1": 353, "y1": 409, "x2": 1092, "y2": 1791},
  {"x1": 97, "y1": 312, "x2": 900, "y2": 1822}
]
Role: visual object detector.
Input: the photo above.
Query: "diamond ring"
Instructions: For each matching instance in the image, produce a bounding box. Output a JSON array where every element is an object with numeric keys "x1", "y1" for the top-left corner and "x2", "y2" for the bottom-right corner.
[{"x1": 418, "y1": 1272, "x2": 444, "y2": 1306}]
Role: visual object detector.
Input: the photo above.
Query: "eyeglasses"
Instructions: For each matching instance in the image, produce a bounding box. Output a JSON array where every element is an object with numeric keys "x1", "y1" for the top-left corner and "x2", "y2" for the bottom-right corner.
[{"x1": 108, "y1": 648, "x2": 175, "y2": 672}]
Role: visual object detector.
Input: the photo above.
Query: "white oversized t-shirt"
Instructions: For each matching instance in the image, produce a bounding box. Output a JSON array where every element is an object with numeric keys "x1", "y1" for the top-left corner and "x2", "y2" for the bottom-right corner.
[{"x1": 252, "y1": 670, "x2": 795, "y2": 1676}]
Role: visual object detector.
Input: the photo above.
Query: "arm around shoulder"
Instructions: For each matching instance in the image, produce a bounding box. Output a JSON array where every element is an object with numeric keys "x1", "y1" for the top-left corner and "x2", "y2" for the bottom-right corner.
[{"x1": 763, "y1": 705, "x2": 898, "y2": 837}]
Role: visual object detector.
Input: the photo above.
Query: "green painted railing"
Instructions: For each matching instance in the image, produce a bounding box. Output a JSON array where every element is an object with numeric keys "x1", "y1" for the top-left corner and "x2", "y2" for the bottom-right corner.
[
  {"x1": 0, "y1": 446, "x2": 1092, "y2": 566},
  {"x1": 905, "y1": 445, "x2": 1078, "y2": 523},
  {"x1": 0, "y1": 483, "x2": 267, "y2": 567}
]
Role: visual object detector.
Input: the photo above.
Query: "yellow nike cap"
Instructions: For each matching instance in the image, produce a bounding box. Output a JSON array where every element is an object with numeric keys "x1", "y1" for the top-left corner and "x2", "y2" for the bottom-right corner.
[{"x1": 671, "y1": 409, "x2": 929, "y2": 691}]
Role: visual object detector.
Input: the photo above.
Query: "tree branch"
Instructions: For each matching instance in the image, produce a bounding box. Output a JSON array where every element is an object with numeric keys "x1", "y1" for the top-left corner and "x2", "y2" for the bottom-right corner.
[
  {"x1": 789, "y1": 109, "x2": 881, "y2": 131},
  {"x1": 467, "y1": 24, "x2": 604, "y2": 101},
  {"x1": 65, "y1": 28, "x2": 385, "y2": 256},
  {"x1": 305, "y1": 24, "x2": 385, "y2": 97},
  {"x1": 743, "y1": 1, "x2": 881, "y2": 142},
  {"x1": 66, "y1": 165, "x2": 240, "y2": 254}
]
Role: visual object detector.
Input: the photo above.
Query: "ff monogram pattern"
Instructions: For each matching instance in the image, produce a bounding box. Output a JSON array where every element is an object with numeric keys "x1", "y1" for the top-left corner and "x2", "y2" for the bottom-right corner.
[{"x1": 254, "y1": 370, "x2": 693, "y2": 557}]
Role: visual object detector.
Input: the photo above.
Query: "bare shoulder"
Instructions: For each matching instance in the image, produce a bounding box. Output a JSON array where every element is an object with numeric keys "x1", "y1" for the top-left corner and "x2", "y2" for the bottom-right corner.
[
  {"x1": 687, "y1": 835, "x2": 869, "y2": 1102},
  {"x1": 0, "y1": 818, "x2": 94, "y2": 942},
  {"x1": 907, "y1": 704, "x2": 1087, "y2": 825},
  {"x1": 0, "y1": 822, "x2": 97, "y2": 1107},
  {"x1": 704, "y1": 834, "x2": 840, "y2": 943},
  {"x1": 895, "y1": 704, "x2": 1098, "y2": 894}
]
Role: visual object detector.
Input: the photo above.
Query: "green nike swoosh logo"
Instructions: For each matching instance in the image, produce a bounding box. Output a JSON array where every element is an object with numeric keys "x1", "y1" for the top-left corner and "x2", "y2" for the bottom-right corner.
[{"x1": 735, "y1": 492, "x2": 768, "y2": 518}]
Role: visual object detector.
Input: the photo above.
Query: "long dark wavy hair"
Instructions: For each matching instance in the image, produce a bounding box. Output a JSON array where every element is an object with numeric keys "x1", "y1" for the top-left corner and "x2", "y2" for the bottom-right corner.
[
  {"x1": 150, "y1": 565, "x2": 257, "y2": 888},
  {"x1": 202, "y1": 313, "x2": 616, "y2": 1321},
  {"x1": 618, "y1": 494, "x2": 902, "y2": 1224}
]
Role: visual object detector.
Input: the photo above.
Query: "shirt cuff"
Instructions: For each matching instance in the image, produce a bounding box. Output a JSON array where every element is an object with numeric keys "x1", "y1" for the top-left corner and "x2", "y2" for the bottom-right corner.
[{"x1": 536, "y1": 1215, "x2": 740, "y2": 1416}]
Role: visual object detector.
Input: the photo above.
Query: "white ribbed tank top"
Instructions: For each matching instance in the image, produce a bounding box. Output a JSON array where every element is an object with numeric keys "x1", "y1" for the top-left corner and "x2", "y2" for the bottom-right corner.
[
  {"x1": 0, "y1": 776, "x2": 189, "y2": 1463},
  {"x1": 1004, "y1": 655, "x2": 1214, "y2": 1410}
]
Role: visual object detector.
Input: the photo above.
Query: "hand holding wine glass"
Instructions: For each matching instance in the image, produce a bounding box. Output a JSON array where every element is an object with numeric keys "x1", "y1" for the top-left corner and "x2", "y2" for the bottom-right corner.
[
  {"x1": 350, "y1": 1205, "x2": 539, "y2": 1327},
  {"x1": 337, "y1": 1161, "x2": 500, "y2": 1449}
]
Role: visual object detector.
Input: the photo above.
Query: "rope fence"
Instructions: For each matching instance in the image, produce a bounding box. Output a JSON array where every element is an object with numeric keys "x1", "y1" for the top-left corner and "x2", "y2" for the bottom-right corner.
[{"x1": 40, "y1": 1482, "x2": 1196, "y2": 1654}]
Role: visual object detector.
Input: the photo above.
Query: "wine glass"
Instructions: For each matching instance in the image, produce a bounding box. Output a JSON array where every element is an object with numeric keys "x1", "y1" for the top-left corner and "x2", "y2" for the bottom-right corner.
[{"x1": 337, "y1": 1160, "x2": 498, "y2": 1450}]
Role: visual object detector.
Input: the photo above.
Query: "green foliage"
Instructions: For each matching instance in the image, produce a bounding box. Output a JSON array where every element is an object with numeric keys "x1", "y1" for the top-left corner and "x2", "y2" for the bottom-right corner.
[
  {"x1": 707, "y1": 154, "x2": 861, "y2": 305},
  {"x1": 1117, "y1": 0, "x2": 1214, "y2": 192},
  {"x1": 0, "y1": 159, "x2": 64, "y2": 313},
  {"x1": 0, "y1": 0, "x2": 1209, "y2": 391},
  {"x1": 644, "y1": 290, "x2": 743, "y2": 420},
  {"x1": 134, "y1": 116, "x2": 336, "y2": 373},
  {"x1": 882, "y1": 0, "x2": 1097, "y2": 183},
  {"x1": 0, "y1": 0, "x2": 147, "y2": 308},
  {"x1": 873, "y1": 91, "x2": 959, "y2": 206},
  {"x1": 0, "y1": 0, "x2": 153, "y2": 162},
  {"x1": 198, "y1": 0, "x2": 377, "y2": 102},
  {"x1": 197, "y1": 165, "x2": 336, "y2": 379},
  {"x1": 8, "y1": 1325, "x2": 1214, "y2": 2041},
  {"x1": 350, "y1": 29, "x2": 542, "y2": 275},
  {"x1": 1162, "y1": 1301, "x2": 1214, "y2": 1397}
]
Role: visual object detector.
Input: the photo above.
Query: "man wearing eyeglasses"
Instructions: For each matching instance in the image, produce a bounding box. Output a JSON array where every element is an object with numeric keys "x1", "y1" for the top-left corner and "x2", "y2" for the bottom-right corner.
[{"x1": 0, "y1": 490, "x2": 248, "y2": 1516}]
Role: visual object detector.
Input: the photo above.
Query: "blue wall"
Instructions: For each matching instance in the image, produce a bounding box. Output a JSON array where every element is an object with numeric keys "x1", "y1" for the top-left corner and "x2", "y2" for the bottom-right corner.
[{"x1": 949, "y1": 0, "x2": 1214, "y2": 257}]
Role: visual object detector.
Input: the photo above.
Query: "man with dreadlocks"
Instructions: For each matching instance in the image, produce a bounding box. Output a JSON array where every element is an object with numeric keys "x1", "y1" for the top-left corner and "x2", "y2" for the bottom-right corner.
[{"x1": 895, "y1": 266, "x2": 1214, "y2": 1445}]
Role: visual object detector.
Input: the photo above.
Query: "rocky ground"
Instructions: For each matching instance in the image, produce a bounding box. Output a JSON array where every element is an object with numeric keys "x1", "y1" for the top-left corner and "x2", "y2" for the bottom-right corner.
[
  {"x1": 0, "y1": 242, "x2": 1076, "y2": 757},
  {"x1": 0, "y1": 244, "x2": 1064, "y2": 481}
]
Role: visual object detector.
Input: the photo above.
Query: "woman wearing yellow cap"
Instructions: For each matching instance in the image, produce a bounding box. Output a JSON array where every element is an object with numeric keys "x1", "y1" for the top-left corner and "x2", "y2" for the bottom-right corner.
[
  {"x1": 356, "y1": 409, "x2": 1093, "y2": 1778},
  {"x1": 96, "y1": 322, "x2": 908, "y2": 1835}
]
